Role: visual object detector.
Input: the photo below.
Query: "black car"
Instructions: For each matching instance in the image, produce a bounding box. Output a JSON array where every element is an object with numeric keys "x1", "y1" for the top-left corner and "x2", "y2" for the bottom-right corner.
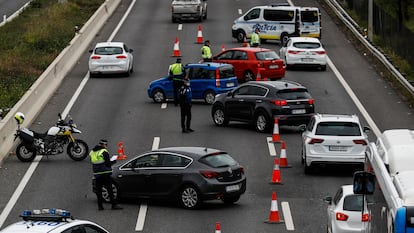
[
  {"x1": 93, "y1": 147, "x2": 246, "y2": 209},
  {"x1": 211, "y1": 81, "x2": 315, "y2": 132}
]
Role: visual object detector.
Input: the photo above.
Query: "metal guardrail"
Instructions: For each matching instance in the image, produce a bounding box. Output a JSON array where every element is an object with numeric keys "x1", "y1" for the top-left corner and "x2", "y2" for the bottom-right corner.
[{"x1": 324, "y1": 0, "x2": 414, "y2": 97}]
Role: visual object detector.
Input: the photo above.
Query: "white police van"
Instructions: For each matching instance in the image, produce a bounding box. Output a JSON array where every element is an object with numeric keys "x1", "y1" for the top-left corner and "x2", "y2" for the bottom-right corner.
[
  {"x1": 232, "y1": 5, "x2": 321, "y2": 44},
  {"x1": 0, "y1": 209, "x2": 110, "y2": 233}
]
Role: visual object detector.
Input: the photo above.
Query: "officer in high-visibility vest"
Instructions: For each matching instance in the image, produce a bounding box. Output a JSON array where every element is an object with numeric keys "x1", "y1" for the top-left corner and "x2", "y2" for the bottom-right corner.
[
  {"x1": 250, "y1": 28, "x2": 261, "y2": 47},
  {"x1": 201, "y1": 40, "x2": 212, "y2": 62},
  {"x1": 169, "y1": 58, "x2": 186, "y2": 106},
  {"x1": 90, "y1": 139, "x2": 122, "y2": 210}
]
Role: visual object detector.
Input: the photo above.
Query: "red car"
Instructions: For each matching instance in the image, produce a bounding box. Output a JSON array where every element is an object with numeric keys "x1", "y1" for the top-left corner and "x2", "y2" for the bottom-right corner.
[{"x1": 212, "y1": 47, "x2": 285, "y2": 83}]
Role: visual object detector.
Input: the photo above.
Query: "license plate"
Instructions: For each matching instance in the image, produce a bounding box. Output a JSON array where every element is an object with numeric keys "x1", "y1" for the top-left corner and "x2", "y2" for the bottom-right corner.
[
  {"x1": 269, "y1": 65, "x2": 279, "y2": 69},
  {"x1": 226, "y1": 184, "x2": 240, "y2": 192},
  {"x1": 329, "y1": 145, "x2": 348, "y2": 151},
  {"x1": 226, "y1": 82, "x2": 235, "y2": 87},
  {"x1": 302, "y1": 58, "x2": 314, "y2": 62},
  {"x1": 292, "y1": 109, "x2": 306, "y2": 114}
]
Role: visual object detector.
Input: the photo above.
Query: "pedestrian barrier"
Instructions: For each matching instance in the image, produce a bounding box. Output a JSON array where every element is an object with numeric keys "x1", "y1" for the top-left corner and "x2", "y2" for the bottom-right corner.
[
  {"x1": 270, "y1": 158, "x2": 283, "y2": 184},
  {"x1": 279, "y1": 141, "x2": 291, "y2": 168},
  {"x1": 117, "y1": 141, "x2": 127, "y2": 160},
  {"x1": 272, "y1": 117, "x2": 280, "y2": 143},
  {"x1": 215, "y1": 222, "x2": 221, "y2": 233},
  {"x1": 265, "y1": 191, "x2": 284, "y2": 224},
  {"x1": 196, "y1": 24, "x2": 203, "y2": 44},
  {"x1": 172, "y1": 36, "x2": 181, "y2": 57}
]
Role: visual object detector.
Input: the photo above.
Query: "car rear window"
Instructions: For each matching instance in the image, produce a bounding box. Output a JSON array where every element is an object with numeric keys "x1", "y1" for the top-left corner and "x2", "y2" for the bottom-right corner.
[
  {"x1": 343, "y1": 194, "x2": 363, "y2": 211},
  {"x1": 293, "y1": 42, "x2": 321, "y2": 49},
  {"x1": 255, "y1": 51, "x2": 280, "y2": 60},
  {"x1": 276, "y1": 89, "x2": 312, "y2": 100},
  {"x1": 219, "y1": 66, "x2": 236, "y2": 79},
  {"x1": 315, "y1": 122, "x2": 362, "y2": 136},
  {"x1": 95, "y1": 47, "x2": 123, "y2": 55},
  {"x1": 301, "y1": 10, "x2": 319, "y2": 23},
  {"x1": 200, "y1": 153, "x2": 238, "y2": 168}
]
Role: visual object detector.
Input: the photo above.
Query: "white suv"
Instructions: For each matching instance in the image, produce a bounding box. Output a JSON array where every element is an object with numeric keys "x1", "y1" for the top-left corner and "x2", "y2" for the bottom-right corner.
[{"x1": 301, "y1": 114, "x2": 370, "y2": 174}]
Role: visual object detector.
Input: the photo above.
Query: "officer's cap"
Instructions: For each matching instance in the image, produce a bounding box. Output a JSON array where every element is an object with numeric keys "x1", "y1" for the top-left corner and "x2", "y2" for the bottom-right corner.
[{"x1": 99, "y1": 139, "x2": 108, "y2": 146}]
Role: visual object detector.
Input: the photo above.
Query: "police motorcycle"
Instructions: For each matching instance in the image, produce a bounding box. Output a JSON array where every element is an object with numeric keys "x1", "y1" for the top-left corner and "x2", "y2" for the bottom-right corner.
[{"x1": 13, "y1": 112, "x2": 89, "y2": 162}]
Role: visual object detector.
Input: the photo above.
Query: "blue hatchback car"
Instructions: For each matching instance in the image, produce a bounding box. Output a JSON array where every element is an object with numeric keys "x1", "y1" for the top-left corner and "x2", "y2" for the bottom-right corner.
[{"x1": 148, "y1": 63, "x2": 238, "y2": 104}]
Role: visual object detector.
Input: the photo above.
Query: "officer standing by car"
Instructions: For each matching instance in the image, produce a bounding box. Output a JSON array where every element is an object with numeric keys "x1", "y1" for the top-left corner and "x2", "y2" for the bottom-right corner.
[
  {"x1": 179, "y1": 79, "x2": 194, "y2": 133},
  {"x1": 90, "y1": 139, "x2": 122, "y2": 210},
  {"x1": 250, "y1": 28, "x2": 261, "y2": 47},
  {"x1": 169, "y1": 58, "x2": 185, "y2": 106},
  {"x1": 201, "y1": 40, "x2": 212, "y2": 62}
]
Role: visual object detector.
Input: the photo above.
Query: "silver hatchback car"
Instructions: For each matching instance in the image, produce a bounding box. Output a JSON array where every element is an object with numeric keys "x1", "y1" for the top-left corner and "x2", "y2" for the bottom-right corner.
[{"x1": 88, "y1": 42, "x2": 134, "y2": 77}]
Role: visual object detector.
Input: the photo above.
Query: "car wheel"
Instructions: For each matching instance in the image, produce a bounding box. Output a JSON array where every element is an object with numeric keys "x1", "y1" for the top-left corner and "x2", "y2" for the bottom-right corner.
[
  {"x1": 179, "y1": 185, "x2": 201, "y2": 209},
  {"x1": 212, "y1": 105, "x2": 229, "y2": 126},
  {"x1": 101, "y1": 183, "x2": 118, "y2": 203},
  {"x1": 152, "y1": 89, "x2": 166, "y2": 103},
  {"x1": 204, "y1": 90, "x2": 216, "y2": 104},
  {"x1": 280, "y1": 32, "x2": 289, "y2": 45},
  {"x1": 203, "y1": 10, "x2": 207, "y2": 19},
  {"x1": 172, "y1": 16, "x2": 176, "y2": 23},
  {"x1": 236, "y1": 30, "x2": 246, "y2": 43},
  {"x1": 243, "y1": 70, "x2": 255, "y2": 83},
  {"x1": 222, "y1": 195, "x2": 240, "y2": 205},
  {"x1": 321, "y1": 65, "x2": 327, "y2": 71},
  {"x1": 303, "y1": 154, "x2": 312, "y2": 174},
  {"x1": 255, "y1": 111, "x2": 271, "y2": 133}
]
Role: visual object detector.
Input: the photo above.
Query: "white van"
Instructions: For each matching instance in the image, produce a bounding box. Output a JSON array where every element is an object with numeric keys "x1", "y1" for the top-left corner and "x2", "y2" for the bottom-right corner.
[
  {"x1": 231, "y1": 5, "x2": 321, "y2": 44},
  {"x1": 375, "y1": 129, "x2": 414, "y2": 175}
]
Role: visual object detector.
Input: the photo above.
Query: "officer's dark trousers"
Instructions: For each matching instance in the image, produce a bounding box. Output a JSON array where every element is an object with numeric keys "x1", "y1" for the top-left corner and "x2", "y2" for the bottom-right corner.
[
  {"x1": 180, "y1": 104, "x2": 192, "y2": 130},
  {"x1": 173, "y1": 79, "x2": 183, "y2": 106},
  {"x1": 95, "y1": 175, "x2": 116, "y2": 208}
]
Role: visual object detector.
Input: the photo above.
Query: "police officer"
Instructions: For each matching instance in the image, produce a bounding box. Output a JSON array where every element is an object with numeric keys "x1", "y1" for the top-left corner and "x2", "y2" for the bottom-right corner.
[
  {"x1": 169, "y1": 58, "x2": 185, "y2": 106},
  {"x1": 201, "y1": 40, "x2": 212, "y2": 62},
  {"x1": 179, "y1": 79, "x2": 194, "y2": 133},
  {"x1": 90, "y1": 139, "x2": 122, "y2": 210},
  {"x1": 250, "y1": 28, "x2": 261, "y2": 47}
]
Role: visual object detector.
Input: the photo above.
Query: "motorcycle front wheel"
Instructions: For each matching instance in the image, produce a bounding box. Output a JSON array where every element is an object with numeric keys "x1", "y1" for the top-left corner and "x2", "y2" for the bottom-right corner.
[
  {"x1": 16, "y1": 143, "x2": 36, "y2": 162},
  {"x1": 67, "y1": 139, "x2": 89, "y2": 161}
]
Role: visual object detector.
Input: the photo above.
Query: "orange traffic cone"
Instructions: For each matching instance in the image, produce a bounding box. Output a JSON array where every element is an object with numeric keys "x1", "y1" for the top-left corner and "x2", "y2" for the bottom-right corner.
[
  {"x1": 270, "y1": 158, "x2": 283, "y2": 184},
  {"x1": 242, "y1": 34, "x2": 249, "y2": 47},
  {"x1": 196, "y1": 25, "x2": 204, "y2": 44},
  {"x1": 215, "y1": 222, "x2": 221, "y2": 233},
  {"x1": 255, "y1": 68, "x2": 262, "y2": 81},
  {"x1": 265, "y1": 191, "x2": 284, "y2": 224},
  {"x1": 117, "y1": 141, "x2": 127, "y2": 160},
  {"x1": 172, "y1": 36, "x2": 181, "y2": 57},
  {"x1": 221, "y1": 44, "x2": 225, "y2": 52},
  {"x1": 279, "y1": 141, "x2": 291, "y2": 168},
  {"x1": 272, "y1": 117, "x2": 280, "y2": 143}
]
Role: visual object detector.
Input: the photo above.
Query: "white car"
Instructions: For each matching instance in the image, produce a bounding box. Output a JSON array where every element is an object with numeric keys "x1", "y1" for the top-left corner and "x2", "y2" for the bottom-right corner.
[
  {"x1": 324, "y1": 185, "x2": 369, "y2": 233},
  {"x1": 301, "y1": 113, "x2": 370, "y2": 174},
  {"x1": 0, "y1": 208, "x2": 110, "y2": 233},
  {"x1": 88, "y1": 42, "x2": 134, "y2": 77},
  {"x1": 279, "y1": 37, "x2": 327, "y2": 71}
]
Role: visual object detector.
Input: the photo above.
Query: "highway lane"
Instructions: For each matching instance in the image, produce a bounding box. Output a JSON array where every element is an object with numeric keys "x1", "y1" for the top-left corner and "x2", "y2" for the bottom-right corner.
[
  {"x1": 0, "y1": 0, "x2": 413, "y2": 233},
  {"x1": 0, "y1": 0, "x2": 29, "y2": 22}
]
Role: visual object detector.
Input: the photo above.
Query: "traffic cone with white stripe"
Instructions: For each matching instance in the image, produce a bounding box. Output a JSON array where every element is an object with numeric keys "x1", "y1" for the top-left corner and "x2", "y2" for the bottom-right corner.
[
  {"x1": 270, "y1": 158, "x2": 283, "y2": 184},
  {"x1": 265, "y1": 191, "x2": 284, "y2": 224},
  {"x1": 279, "y1": 141, "x2": 291, "y2": 168},
  {"x1": 242, "y1": 34, "x2": 249, "y2": 47},
  {"x1": 272, "y1": 117, "x2": 280, "y2": 143},
  {"x1": 215, "y1": 222, "x2": 221, "y2": 233},
  {"x1": 221, "y1": 44, "x2": 225, "y2": 52},
  {"x1": 117, "y1": 141, "x2": 127, "y2": 160},
  {"x1": 196, "y1": 24, "x2": 204, "y2": 44},
  {"x1": 172, "y1": 36, "x2": 181, "y2": 57}
]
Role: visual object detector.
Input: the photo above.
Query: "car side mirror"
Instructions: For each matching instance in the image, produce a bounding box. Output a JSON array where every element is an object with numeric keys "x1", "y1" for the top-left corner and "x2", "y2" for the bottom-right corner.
[
  {"x1": 363, "y1": 126, "x2": 370, "y2": 132},
  {"x1": 298, "y1": 124, "x2": 307, "y2": 132},
  {"x1": 353, "y1": 171, "x2": 375, "y2": 194},
  {"x1": 129, "y1": 49, "x2": 134, "y2": 53},
  {"x1": 88, "y1": 49, "x2": 93, "y2": 53},
  {"x1": 323, "y1": 196, "x2": 332, "y2": 205},
  {"x1": 227, "y1": 91, "x2": 233, "y2": 97}
]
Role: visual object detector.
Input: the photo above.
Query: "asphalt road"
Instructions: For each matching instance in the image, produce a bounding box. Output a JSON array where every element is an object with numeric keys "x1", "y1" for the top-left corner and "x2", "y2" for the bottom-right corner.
[
  {"x1": 0, "y1": 0, "x2": 413, "y2": 233},
  {"x1": 0, "y1": 0, "x2": 30, "y2": 22}
]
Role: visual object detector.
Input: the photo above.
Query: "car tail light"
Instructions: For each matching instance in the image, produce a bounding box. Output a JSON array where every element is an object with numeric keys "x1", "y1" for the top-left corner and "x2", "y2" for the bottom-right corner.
[
  {"x1": 270, "y1": 100, "x2": 287, "y2": 106},
  {"x1": 353, "y1": 139, "x2": 367, "y2": 145},
  {"x1": 336, "y1": 212, "x2": 349, "y2": 221},
  {"x1": 200, "y1": 170, "x2": 219, "y2": 179},
  {"x1": 116, "y1": 55, "x2": 127, "y2": 59},
  {"x1": 315, "y1": 51, "x2": 326, "y2": 55},
  {"x1": 308, "y1": 99, "x2": 314, "y2": 105},
  {"x1": 308, "y1": 138, "x2": 324, "y2": 144},
  {"x1": 91, "y1": 56, "x2": 101, "y2": 60},
  {"x1": 288, "y1": 50, "x2": 301, "y2": 54},
  {"x1": 216, "y1": 69, "x2": 220, "y2": 87},
  {"x1": 362, "y1": 213, "x2": 370, "y2": 222}
]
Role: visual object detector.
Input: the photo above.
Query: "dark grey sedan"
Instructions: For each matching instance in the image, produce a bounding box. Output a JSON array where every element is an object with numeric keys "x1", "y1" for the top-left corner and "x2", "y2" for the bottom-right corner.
[{"x1": 93, "y1": 147, "x2": 246, "y2": 209}]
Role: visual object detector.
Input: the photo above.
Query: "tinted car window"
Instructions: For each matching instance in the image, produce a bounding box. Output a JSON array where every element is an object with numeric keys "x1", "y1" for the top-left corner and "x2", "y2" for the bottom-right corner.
[
  {"x1": 233, "y1": 50, "x2": 248, "y2": 60},
  {"x1": 250, "y1": 85, "x2": 267, "y2": 96},
  {"x1": 293, "y1": 42, "x2": 321, "y2": 49},
  {"x1": 162, "y1": 154, "x2": 191, "y2": 167},
  {"x1": 123, "y1": 154, "x2": 162, "y2": 168},
  {"x1": 244, "y1": 8, "x2": 260, "y2": 20},
  {"x1": 255, "y1": 51, "x2": 280, "y2": 60},
  {"x1": 95, "y1": 47, "x2": 123, "y2": 55},
  {"x1": 219, "y1": 66, "x2": 236, "y2": 78},
  {"x1": 315, "y1": 122, "x2": 362, "y2": 136},
  {"x1": 62, "y1": 226, "x2": 84, "y2": 233},
  {"x1": 84, "y1": 224, "x2": 108, "y2": 233},
  {"x1": 216, "y1": 51, "x2": 234, "y2": 60},
  {"x1": 301, "y1": 10, "x2": 319, "y2": 23},
  {"x1": 189, "y1": 68, "x2": 210, "y2": 80},
  {"x1": 233, "y1": 86, "x2": 250, "y2": 96},
  {"x1": 333, "y1": 187, "x2": 343, "y2": 205},
  {"x1": 263, "y1": 9, "x2": 295, "y2": 21},
  {"x1": 276, "y1": 89, "x2": 312, "y2": 100},
  {"x1": 343, "y1": 194, "x2": 363, "y2": 211},
  {"x1": 200, "y1": 153, "x2": 238, "y2": 168}
]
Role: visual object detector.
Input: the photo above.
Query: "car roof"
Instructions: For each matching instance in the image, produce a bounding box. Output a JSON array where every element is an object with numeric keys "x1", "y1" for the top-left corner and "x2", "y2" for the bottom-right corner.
[
  {"x1": 341, "y1": 184, "x2": 355, "y2": 195},
  {"x1": 313, "y1": 113, "x2": 359, "y2": 123},
  {"x1": 224, "y1": 47, "x2": 274, "y2": 52},
  {"x1": 95, "y1": 42, "x2": 124, "y2": 48},
  {"x1": 154, "y1": 147, "x2": 224, "y2": 159},
  {"x1": 0, "y1": 220, "x2": 96, "y2": 233},
  {"x1": 243, "y1": 80, "x2": 307, "y2": 90},
  {"x1": 288, "y1": 37, "x2": 321, "y2": 43},
  {"x1": 185, "y1": 62, "x2": 233, "y2": 69}
]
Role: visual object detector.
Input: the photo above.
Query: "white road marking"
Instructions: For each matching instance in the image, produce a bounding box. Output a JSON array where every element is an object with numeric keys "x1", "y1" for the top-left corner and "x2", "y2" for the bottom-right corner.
[
  {"x1": 281, "y1": 201, "x2": 294, "y2": 230},
  {"x1": 161, "y1": 103, "x2": 167, "y2": 109},
  {"x1": 267, "y1": 137, "x2": 277, "y2": 156},
  {"x1": 178, "y1": 24, "x2": 183, "y2": 31},
  {"x1": 238, "y1": 9, "x2": 242, "y2": 15},
  {"x1": 152, "y1": 137, "x2": 160, "y2": 150}
]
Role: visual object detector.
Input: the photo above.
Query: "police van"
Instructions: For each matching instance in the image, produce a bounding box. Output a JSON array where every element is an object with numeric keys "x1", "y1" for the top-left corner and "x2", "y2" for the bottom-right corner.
[{"x1": 232, "y1": 5, "x2": 321, "y2": 44}]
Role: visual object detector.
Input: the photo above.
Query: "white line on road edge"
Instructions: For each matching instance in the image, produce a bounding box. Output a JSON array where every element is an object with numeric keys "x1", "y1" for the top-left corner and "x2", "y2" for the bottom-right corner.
[
  {"x1": 152, "y1": 137, "x2": 160, "y2": 150},
  {"x1": 281, "y1": 201, "x2": 294, "y2": 231},
  {"x1": 266, "y1": 137, "x2": 277, "y2": 156},
  {"x1": 161, "y1": 103, "x2": 167, "y2": 109},
  {"x1": 178, "y1": 24, "x2": 183, "y2": 31},
  {"x1": 0, "y1": 156, "x2": 42, "y2": 228}
]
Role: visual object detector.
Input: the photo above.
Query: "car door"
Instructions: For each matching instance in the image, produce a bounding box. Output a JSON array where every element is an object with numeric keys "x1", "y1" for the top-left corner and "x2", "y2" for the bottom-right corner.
[
  {"x1": 327, "y1": 187, "x2": 343, "y2": 232},
  {"x1": 187, "y1": 66, "x2": 209, "y2": 99},
  {"x1": 225, "y1": 85, "x2": 254, "y2": 120},
  {"x1": 214, "y1": 50, "x2": 243, "y2": 78}
]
